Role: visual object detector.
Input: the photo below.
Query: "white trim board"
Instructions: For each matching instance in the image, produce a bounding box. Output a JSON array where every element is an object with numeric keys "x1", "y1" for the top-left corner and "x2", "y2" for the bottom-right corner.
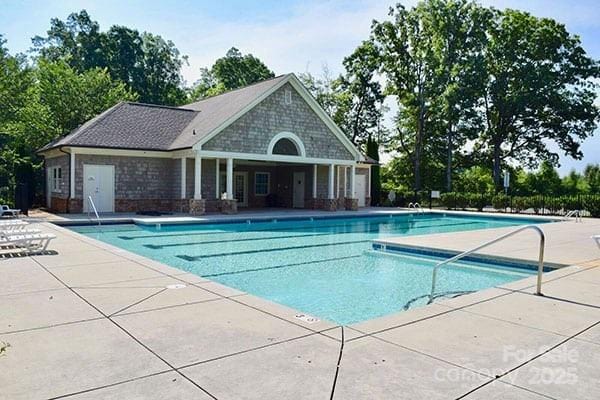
[{"x1": 197, "y1": 150, "x2": 356, "y2": 166}]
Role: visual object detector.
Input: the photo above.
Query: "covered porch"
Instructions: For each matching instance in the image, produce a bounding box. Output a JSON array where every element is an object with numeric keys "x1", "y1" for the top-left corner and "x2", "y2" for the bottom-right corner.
[{"x1": 184, "y1": 153, "x2": 368, "y2": 215}]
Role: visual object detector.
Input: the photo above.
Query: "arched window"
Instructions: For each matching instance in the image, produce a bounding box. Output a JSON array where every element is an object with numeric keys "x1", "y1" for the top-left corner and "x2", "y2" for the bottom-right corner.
[
  {"x1": 267, "y1": 132, "x2": 306, "y2": 157},
  {"x1": 272, "y1": 138, "x2": 299, "y2": 155}
]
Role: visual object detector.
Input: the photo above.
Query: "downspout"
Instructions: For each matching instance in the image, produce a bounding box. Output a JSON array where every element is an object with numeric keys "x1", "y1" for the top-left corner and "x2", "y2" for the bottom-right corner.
[{"x1": 58, "y1": 147, "x2": 71, "y2": 213}]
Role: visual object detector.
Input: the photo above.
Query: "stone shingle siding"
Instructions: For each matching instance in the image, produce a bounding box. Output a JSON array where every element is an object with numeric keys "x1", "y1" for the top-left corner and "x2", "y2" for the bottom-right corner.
[
  {"x1": 74, "y1": 155, "x2": 178, "y2": 200},
  {"x1": 203, "y1": 83, "x2": 355, "y2": 160}
]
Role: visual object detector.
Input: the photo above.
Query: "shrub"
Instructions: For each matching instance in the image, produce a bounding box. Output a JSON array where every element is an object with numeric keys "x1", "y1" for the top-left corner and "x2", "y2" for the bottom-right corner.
[
  {"x1": 583, "y1": 196, "x2": 600, "y2": 217},
  {"x1": 466, "y1": 193, "x2": 488, "y2": 211},
  {"x1": 492, "y1": 194, "x2": 509, "y2": 210}
]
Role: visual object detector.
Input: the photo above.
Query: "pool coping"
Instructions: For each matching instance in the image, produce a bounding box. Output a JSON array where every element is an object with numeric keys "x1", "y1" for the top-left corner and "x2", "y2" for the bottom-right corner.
[
  {"x1": 50, "y1": 208, "x2": 561, "y2": 227},
  {"x1": 4, "y1": 215, "x2": 600, "y2": 399}
]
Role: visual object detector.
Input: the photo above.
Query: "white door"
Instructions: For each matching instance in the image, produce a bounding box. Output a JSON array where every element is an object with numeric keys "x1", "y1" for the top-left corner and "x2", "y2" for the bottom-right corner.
[
  {"x1": 234, "y1": 172, "x2": 248, "y2": 207},
  {"x1": 46, "y1": 169, "x2": 52, "y2": 209},
  {"x1": 83, "y1": 164, "x2": 115, "y2": 213},
  {"x1": 355, "y1": 174, "x2": 366, "y2": 207},
  {"x1": 293, "y1": 172, "x2": 305, "y2": 208}
]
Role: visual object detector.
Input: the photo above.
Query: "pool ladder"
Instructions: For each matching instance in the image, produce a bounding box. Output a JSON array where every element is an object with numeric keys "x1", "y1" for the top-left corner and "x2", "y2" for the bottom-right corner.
[
  {"x1": 563, "y1": 210, "x2": 582, "y2": 223},
  {"x1": 87, "y1": 196, "x2": 101, "y2": 227},
  {"x1": 429, "y1": 225, "x2": 546, "y2": 304},
  {"x1": 408, "y1": 202, "x2": 425, "y2": 214}
]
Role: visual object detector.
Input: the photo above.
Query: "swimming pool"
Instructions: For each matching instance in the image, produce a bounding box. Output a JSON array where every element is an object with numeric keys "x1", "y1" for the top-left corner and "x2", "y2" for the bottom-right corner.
[{"x1": 69, "y1": 213, "x2": 550, "y2": 324}]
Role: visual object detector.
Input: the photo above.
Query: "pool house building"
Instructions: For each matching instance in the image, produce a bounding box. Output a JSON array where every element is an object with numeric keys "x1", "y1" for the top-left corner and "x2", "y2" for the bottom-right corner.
[{"x1": 38, "y1": 74, "x2": 374, "y2": 215}]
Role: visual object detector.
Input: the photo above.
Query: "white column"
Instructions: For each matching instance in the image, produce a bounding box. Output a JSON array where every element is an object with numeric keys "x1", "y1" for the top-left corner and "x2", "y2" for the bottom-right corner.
[
  {"x1": 215, "y1": 159, "x2": 220, "y2": 199},
  {"x1": 180, "y1": 158, "x2": 186, "y2": 199},
  {"x1": 70, "y1": 150, "x2": 75, "y2": 198},
  {"x1": 226, "y1": 158, "x2": 234, "y2": 200},
  {"x1": 312, "y1": 164, "x2": 318, "y2": 198},
  {"x1": 328, "y1": 164, "x2": 335, "y2": 199},
  {"x1": 350, "y1": 165, "x2": 356, "y2": 198},
  {"x1": 367, "y1": 166, "x2": 372, "y2": 199},
  {"x1": 344, "y1": 166, "x2": 348, "y2": 198},
  {"x1": 194, "y1": 154, "x2": 202, "y2": 199},
  {"x1": 336, "y1": 166, "x2": 340, "y2": 199}
]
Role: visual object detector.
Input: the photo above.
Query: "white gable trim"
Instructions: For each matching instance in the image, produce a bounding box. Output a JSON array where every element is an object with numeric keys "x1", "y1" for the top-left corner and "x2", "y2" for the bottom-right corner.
[
  {"x1": 193, "y1": 74, "x2": 363, "y2": 161},
  {"x1": 267, "y1": 132, "x2": 306, "y2": 157},
  {"x1": 286, "y1": 75, "x2": 362, "y2": 161},
  {"x1": 193, "y1": 76, "x2": 290, "y2": 151}
]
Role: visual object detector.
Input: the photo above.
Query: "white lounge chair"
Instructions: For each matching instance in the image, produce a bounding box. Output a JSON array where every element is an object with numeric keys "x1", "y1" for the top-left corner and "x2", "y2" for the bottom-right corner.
[
  {"x1": 1, "y1": 228, "x2": 42, "y2": 236},
  {"x1": 0, "y1": 220, "x2": 29, "y2": 230},
  {"x1": 593, "y1": 235, "x2": 600, "y2": 249},
  {"x1": 0, "y1": 205, "x2": 20, "y2": 218},
  {"x1": 0, "y1": 232, "x2": 56, "y2": 252}
]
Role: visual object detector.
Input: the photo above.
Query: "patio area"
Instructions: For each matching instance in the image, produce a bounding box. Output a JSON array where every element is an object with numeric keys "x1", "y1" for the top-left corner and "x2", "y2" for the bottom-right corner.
[{"x1": 1, "y1": 212, "x2": 599, "y2": 399}]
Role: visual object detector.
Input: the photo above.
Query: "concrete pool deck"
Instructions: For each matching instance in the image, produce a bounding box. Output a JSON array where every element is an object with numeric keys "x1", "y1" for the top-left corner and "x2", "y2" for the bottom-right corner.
[{"x1": 1, "y1": 212, "x2": 600, "y2": 399}]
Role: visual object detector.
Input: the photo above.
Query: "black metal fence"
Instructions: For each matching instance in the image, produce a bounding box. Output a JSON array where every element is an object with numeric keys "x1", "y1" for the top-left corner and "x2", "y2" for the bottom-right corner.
[{"x1": 379, "y1": 190, "x2": 600, "y2": 218}]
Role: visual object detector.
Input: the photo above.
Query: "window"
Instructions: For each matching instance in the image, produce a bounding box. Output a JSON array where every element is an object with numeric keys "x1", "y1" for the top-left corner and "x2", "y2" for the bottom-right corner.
[
  {"x1": 271, "y1": 138, "x2": 299, "y2": 155},
  {"x1": 254, "y1": 172, "x2": 270, "y2": 196},
  {"x1": 50, "y1": 167, "x2": 62, "y2": 192},
  {"x1": 284, "y1": 89, "x2": 292, "y2": 105}
]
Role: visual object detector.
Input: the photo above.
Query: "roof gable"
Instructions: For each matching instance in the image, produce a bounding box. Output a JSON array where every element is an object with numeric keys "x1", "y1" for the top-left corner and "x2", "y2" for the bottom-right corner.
[
  {"x1": 169, "y1": 75, "x2": 289, "y2": 150},
  {"x1": 193, "y1": 74, "x2": 361, "y2": 160},
  {"x1": 201, "y1": 82, "x2": 357, "y2": 160}
]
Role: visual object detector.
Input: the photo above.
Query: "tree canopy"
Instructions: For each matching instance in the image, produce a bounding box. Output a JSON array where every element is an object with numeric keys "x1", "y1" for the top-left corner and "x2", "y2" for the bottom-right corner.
[
  {"x1": 189, "y1": 47, "x2": 274, "y2": 100},
  {"x1": 370, "y1": 0, "x2": 599, "y2": 192},
  {"x1": 32, "y1": 10, "x2": 188, "y2": 105}
]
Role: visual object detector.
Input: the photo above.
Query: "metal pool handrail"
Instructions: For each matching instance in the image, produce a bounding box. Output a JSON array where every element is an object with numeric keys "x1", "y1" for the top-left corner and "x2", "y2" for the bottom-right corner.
[
  {"x1": 408, "y1": 202, "x2": 425, "y2": 214},
  {"x1": 563, "y1": 210, "x2": 582, "y2": 223},
  {"x1": 87, "y1": 196, "x2": 101, "y2": 227},
  {"x1": 428, "y1": 225, "x2": 545, "y2": 304}
]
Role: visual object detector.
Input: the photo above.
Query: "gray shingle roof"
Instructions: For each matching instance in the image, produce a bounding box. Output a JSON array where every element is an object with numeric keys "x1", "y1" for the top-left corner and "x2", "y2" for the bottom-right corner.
[
  {"x1": 40, "y1": 102, "x2": 199, "y2": 151},
  {"x1": 40, "y1": 74, "x2": 290, "y2": 152}
]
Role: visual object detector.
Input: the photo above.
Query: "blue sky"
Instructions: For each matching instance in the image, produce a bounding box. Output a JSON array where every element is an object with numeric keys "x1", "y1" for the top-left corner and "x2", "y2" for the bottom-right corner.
[{"x1": 1, "y1": 0, "x2": 598, "y2": 174}]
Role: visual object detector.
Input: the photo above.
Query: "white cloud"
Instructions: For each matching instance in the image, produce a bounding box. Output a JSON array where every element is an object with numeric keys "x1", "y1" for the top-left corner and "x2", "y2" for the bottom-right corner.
[{"x1": 178, "y1": 0, "x2": 401, "y2": 84}]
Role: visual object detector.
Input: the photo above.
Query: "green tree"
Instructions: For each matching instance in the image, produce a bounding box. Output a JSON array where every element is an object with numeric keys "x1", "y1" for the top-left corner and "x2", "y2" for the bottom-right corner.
[
  {"x1": 422, "y1": 0, "x2": 490, "y2": 191},
  {"x1": 337, "y1": 41, "x2": 386, "y2": 146},
  {"x1": 0, "y1": 46, "x2": 136, "y2": 203},
  {"x1": 475, "y1": 9, "x2": 599, "y2": 188},
  {"x1": 189, "y1": 47, "x2": 274, "y2": 99},
  {"x1": 561, "y1": 170, "x2": 585, "y2": 195},
  {"x1": 584, "y1": 164, "x2": 600, "y2": 193},
  {"x1": 35, "y1": 59, "x2": 137, "y2": 135},
  {"x1": 32, "y1": 10, "x2": 188, "y2": 105},
  {"x1": 454, "y1": 166, "x2": 494, "y2": 193}
]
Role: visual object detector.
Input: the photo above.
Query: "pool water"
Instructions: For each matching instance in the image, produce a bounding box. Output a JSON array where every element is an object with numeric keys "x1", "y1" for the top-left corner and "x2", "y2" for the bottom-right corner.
[{"x1": 70, "y1": 213, "x2": 547, "y2": 324}]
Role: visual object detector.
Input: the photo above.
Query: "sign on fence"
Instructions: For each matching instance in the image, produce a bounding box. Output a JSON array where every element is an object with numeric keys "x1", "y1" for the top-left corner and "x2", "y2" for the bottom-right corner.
[{"x1": 431, "y1": 190, "x2": 440, "y2": 199}]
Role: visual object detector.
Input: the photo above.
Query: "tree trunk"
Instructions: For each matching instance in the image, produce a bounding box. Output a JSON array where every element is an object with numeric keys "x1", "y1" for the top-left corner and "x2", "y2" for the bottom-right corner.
[
  {"x1": 492, "y1": 139, "x2": 502, "y2": 189},
  {"x1": 414, "y1": 121, "x2": 423, "y2": 192},
  {"x1": 446, "y1": 127, "x2": 453, "y2": 192}
]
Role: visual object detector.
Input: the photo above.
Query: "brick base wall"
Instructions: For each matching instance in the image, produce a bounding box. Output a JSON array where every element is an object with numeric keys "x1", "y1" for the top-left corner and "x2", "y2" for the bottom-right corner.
[
  {"x1": 69, "y1": 199, "x2": 83, "y2": 213},
  {"x1": 219, "y1": 199, "x2": 238, "y2": 214},
  {"x1": 115, "y1": 199, "x2": 178, "y2": 213},
  {"x1": 50, "y1": 197, "x2": 68, "y2": 213},
  {"x1": 189, "y1": 199, "x2": 206, "y2": 215},
  {"x1": 344, "y1": 198, "x2": 359, "y2": 211},
  {"x1": 311, "y1": 198, "x2": 337, "y2": 211}
]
